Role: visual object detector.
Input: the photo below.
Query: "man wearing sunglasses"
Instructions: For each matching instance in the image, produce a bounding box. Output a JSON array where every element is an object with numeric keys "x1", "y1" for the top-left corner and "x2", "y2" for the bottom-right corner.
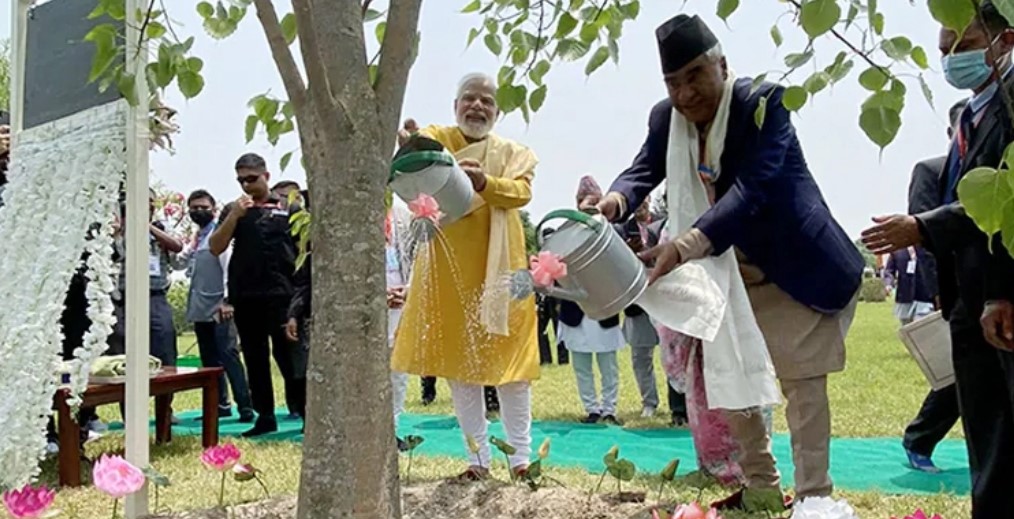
[{"x1": 210, "y1": 153, "x2": 305, "y2": 437}]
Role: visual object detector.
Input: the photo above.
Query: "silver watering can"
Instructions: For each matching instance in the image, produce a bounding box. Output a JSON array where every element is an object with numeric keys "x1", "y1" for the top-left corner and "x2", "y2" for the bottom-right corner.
[
  {"x1": 519, "y1": 209, "x2": 648, "y2": 320},
  {"x1": 388, "y1": 149, "x2": 474, "y2": 226}
]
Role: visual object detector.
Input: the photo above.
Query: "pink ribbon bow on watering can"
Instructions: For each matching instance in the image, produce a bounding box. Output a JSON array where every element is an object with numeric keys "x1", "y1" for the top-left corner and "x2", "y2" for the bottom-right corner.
[
  {"x1": 408, "y1": 194, "x2": 443, "y2": 223},
  {"x1": 529, "y1": 251, "x2": 567, "y2": 287}
]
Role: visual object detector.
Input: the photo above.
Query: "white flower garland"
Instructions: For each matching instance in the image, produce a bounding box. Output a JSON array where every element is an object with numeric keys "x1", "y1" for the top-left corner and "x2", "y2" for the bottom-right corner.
[{"x1": 0, "y1": 101, "x2": 126, "y2": 488}]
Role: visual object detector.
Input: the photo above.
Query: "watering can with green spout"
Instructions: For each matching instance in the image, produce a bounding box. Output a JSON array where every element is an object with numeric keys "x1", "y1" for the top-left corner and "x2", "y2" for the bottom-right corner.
[
  {"x1": 389, "y1": 136, "x2": 474, "y2": 225},
  {"x1": 522, "y1": 209, "x2": 649, "y2": 320}
]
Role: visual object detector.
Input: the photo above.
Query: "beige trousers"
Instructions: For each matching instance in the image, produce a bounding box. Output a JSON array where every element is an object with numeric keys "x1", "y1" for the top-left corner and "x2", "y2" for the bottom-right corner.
[{"x1": 726, "y1": 375, "x2": 833, "y2": 498}]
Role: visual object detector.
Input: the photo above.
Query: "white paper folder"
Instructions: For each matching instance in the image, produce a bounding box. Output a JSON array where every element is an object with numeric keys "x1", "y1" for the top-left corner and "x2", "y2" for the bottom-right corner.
[{"x1": 898, "y1": 311, "x2": 955, "y2": 391}]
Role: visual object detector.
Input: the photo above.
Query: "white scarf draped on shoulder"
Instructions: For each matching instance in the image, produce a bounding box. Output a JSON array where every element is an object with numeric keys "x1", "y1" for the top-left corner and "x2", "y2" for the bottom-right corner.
[{"x1": 635, "y1": 72, "x2": 780, "y2": 411}]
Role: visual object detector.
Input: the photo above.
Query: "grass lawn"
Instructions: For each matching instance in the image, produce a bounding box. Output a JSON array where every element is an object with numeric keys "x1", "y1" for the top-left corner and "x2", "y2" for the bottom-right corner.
[{"x1": 38, "y1": 303, "x2": 969, "y2": 518}]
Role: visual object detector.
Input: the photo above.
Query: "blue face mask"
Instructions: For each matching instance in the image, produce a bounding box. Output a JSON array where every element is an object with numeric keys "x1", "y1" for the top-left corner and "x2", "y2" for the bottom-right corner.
[{"x1": 942, "y1": 49, "x2": 993, "y2": 90}]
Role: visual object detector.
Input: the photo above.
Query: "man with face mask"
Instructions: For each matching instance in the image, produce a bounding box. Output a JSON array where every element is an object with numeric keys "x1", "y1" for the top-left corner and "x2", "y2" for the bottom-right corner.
[
  {"x1": 862, "y1": 4, "x2": 1014, "y2": 516},
  {"x1": 586, "y1": 15, "x2": 863, "y2": 512},
  {"x1": 210, "y1": 153, "x2": 305, "y2": 437},
  {"x1": 391, "y1": 73, "x2": 540, "y2": 480},
  {"x1": 179, "y1": 189, "x2": 253, "y2": 423}
]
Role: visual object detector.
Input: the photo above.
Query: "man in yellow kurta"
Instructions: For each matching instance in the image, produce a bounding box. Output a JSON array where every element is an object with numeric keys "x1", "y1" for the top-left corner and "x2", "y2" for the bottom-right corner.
[{"x1": 391, "y1": 73, "x2": 539, "y2": 478}]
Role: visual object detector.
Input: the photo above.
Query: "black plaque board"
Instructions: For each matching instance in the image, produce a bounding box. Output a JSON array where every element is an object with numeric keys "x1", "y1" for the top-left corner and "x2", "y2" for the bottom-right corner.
[{"x1": 23, "y1": 0, "x2": 125, "y2": 129}]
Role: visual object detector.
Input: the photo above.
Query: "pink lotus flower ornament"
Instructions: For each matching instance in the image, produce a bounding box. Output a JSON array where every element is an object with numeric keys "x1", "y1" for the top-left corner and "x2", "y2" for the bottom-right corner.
[
  {"x1": 201, "y1": 444, "x2": 242, "y2": 471},
  {"x1": 408, "y1": 194, "x2": 443, "y2": 223},
  {"x1": 2, "y1": 485, "x2": 55, "y2": 519},
  {"x1": 672, "y1": 503, "x2": 707, "y2": 519},
  {"x1": 529, "y1": 251, "x2": 568, "y2": 287},
  {"x1": 92, "y1": 454, "x2": 145, "y2": 499}
]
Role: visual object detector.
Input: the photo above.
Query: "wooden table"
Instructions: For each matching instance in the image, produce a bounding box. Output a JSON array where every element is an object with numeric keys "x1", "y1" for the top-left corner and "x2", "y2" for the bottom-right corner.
[{"x1": 55, "y1": 366, "x2": 224, "y2": 487}]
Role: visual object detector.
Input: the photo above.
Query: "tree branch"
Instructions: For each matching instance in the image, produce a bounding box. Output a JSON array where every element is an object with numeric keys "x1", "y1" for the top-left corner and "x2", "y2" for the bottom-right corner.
[
  {"x1": 252, "y1": 0, "x2": 307, "y2": 115},
  {"x1": 289, "y1": 0, "x2": 330, "y2": 105},
  {"x1": 374, "y1": 0, "x2": 423, "y2": 133},
  {"x1": 785, "y1": 0, "x2": 891, "y2": 77}
]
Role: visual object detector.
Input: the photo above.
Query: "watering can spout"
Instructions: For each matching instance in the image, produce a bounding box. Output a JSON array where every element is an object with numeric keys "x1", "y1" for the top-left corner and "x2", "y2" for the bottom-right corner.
[{"x1": 536, "y1": 285, "x2": 588, "y2": 304}]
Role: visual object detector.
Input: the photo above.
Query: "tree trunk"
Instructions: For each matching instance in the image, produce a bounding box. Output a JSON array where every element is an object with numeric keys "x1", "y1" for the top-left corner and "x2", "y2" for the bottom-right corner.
[{"x1": 295, "y1": 92, "x2": 400, "y2": 518}]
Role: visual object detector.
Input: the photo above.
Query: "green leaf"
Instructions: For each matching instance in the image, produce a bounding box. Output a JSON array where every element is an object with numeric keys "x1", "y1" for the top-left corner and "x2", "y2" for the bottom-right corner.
[
  {"x1": 253, "y1": 97, "x2": 279, "y2": 121},
  {"x1": 467, "y1": 28, "x2": 481, "y2": 47},
  {"x1": 845, "y1": 2, "x2": 859, "y2": 29},
  {"x1": 994, "y1": 0, "x2": 1014, "y2": 29},
  {"x1": 613, "y1": 459, "x2": 637, "y2": 481},
  {"x1": 105, "y1": 0, "x2": 126, "y2": 21},
  {"x1": 958, "y1": 167, "x2": 1014, "y2": 238},
  {"x1": 281, "y1": 102, "x2": 295, "y2": 119},
  {"x1": 88, "y1": 2, "x2": 107, "y2": 20},
  {"x1": 660, "y1": 459, "x2": 680, "y2": 481},
  {"x1": 782, "y1": 86, "x2": 808, "y2": 111},
  {"x1": 461, "y1": 0, "x2": 481, "y2": 13},
  {"x1": 579, "y1": 22, "x2": 599, "y2": 43},
  {"x1": 911, "y1": 46, "x2": 929, "y2": 69},
  {"x1": 603, "y1": 446, "x2": 619, "y2": 466},
  {"x1": 530, "y1": 85, "x2": 548, "y2": 111},
  {"x1": 526, "y1": 459, "x2": 543, "y2": 480},
  {"x1": 485, "y1": 34, "x2": 503, "y2": 56},
  {"x1": 281, "y1": 13, "x2": 298, "y2": 45},
  {"x1": 681, "y1": 470, "x2": 717, "y2": 490},
  {"x1": 196, "y1": 1, "x2": 214, "y2": 18},
  {"x1": 555, "y1": 12, "x2": 579, "y2": 38},
  {"x1": 881, "y1": 36, "x2": 913, "y2": 60},
  {"x1": 717, "y1": 0, "x2": 740, "y2": 21},
  {"x1": 280, "y1": 152, "x2": 293, "y2": 172},
  {"x1": 825, "y1": 52, "x2": 854, "y2": 82},
  {"x1": 364, "y1": 8, "x2": 384, "y2": 21},
  {"x1": 496, "y1": 84, "x2": 526, "y2": 113},
  {"x1": 585, "y1": 46, "x2": 610, "y2": 75},
  {"x1": 142, "y1": 466, "x2": 171, "y2": 487},
  {"x1": 799, "y1": 0, "x2": 841, "y2": 39},
  {"x1": 784, "y1": 50, "x2": 814, "y2": 69},
  {"x1": 770, "y1": 25, "x2": 783, "y2": 47},
  {"x1": 754, "y1": 96, "x2": 767, "y2": 128},
  {"x1": 376, "y1": 22, "x2": 387, "y2": 45},
  {"x1": 244, "y1": 115, "x2": 258, "y2": 143},
  {"x1": 497, "y1": 66, "x2": 516, "y2": 87},
  {"x1": 529, "y1": 60, "x2": 551, "y2": 85},
  {"x1": 146, "y1": 21, "x2": 167, "y2": 39},
  {"x1": 177, "y1": 70, "x2": 205, "y2": 99},
  {"x1": 185, "y1": 57, "x2": 204, "y2": 73},
  {"x1": 859, "y1": 103, "x2": 902, "y2": 148},
  {"x1": 607, "y1": 37, "x2": 620, "y2": 63},
  {"x1": 85, "y1": 24, "x2": 119, "y2": 82},
  {"x1": 750, "y1": 73, "x2": 768, "y2": 94},
  {"x1": 405, "y1": 435, "x2": 425, "y2": 450},
  {"x1": 918, "y1": 74, "x2": 934, "y2": 109},
  {"x1": 117, "y1": 73, "x2": 138, "y2": 106},
  {"x1": 555, "y1": 39, "x2": 591, "y2": 61},
  {"x1": 872, "y1": 13, "x2": 884, "y2": 35},
  {"x1": 618, "y1": 1, "x2": 640, "y2": 19},
  {"x1": 858, "y1": 67, "x2": 889, "y2": 91},
  {"x1": 743, "y1": 487, "x2": 787, "y2": 513},
  {"x1": 803, "y1": 72, "x2": 831, "y2": 94},
  {"x1": 928, "y1": 0, "x2": 975, "y2": 39},
  {"x1": 490, "y1": 436, "x2": 517, "y2": 456}
]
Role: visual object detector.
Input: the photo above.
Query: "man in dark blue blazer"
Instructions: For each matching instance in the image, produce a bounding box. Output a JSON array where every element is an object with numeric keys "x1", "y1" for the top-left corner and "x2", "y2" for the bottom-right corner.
[
  {"x1": 862, "y1": 6, "x2": 1014, "y2": 517},
  {"x1": 583, "y1": 14, "x2": 863, "y2": 511}
]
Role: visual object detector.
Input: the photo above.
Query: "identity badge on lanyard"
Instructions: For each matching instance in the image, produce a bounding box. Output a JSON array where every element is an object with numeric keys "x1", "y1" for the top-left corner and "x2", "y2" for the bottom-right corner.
[
  {"x1": 148, "y1": 235, "x2": 162, "y2": 276},
  {"x1": 906, "y1": 247, "x2": 917, "y2": 275}
]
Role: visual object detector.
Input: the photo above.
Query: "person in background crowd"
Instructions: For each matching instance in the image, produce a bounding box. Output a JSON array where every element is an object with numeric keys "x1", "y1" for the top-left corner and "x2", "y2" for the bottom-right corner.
[
  {"x1": 559, "y1": 177, "x2": 625, "y2": 426},
  {"x1": 0, "y1": 110, "x2": 10, "y2": 205},
  {"x1": 392, "y1": 73, "x2": 540, "y2": 480},
  {"x1": 383, "y1": 190, "x2": 415, "y2": 450},
  {"x1": 271, "y1": 180, "x2": 301, "y2": 208},
  {"x1": 211, "y1": 153, "x2": 305, "y2": 437},
  {"x1": 619, "y1": 200, "x2": 668, "y2": 418},
  {"x1": 179, "y1": 189, "x2": 254, "y2": 423},
  {"x1": 884, "y1": 246, "x2": 936, "y2": 326},
  {"x1": 895, "y1": 100, "x2": 966, "y2": 474},
  {"x1": 861, "y1": 6, "x2": 1014, "y2": 516},
  {"x1": 591, "y1": 14, "x2": 863, "y2": 511}
]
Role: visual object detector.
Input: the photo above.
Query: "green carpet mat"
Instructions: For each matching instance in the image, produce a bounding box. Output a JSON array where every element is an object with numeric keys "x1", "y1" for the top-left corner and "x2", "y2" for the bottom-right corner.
[{"x1": 122, "y1": 410, "x2": 971, "y2": 496}]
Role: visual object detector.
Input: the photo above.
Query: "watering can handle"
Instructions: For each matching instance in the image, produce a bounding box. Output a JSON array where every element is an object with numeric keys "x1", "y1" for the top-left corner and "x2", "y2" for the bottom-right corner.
[
  {"x1": 388, "y1": 150, "x2": 457, "y2": 183},
  {"x1": 536, "y1": 209, "x2": 603, "y2": 247}
]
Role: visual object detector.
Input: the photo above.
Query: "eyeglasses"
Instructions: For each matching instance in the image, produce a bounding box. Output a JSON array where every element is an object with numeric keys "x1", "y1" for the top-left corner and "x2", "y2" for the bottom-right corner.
[{"x1": 237, "y1": 174, "x2": 262, "y2": 185}]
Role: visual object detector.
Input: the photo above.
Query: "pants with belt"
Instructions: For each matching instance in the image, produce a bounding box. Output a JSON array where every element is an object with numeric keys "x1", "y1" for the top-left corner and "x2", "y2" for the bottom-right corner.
[
  {"x1": 194, "y1": 319, "x2": 253, "y2": 414},
  {"x1": 949, "y1": 303, "x2": 1014, "y2": 519},
  {"x1": 233, "y1": 296, "x2": 306, "y2": 423}
]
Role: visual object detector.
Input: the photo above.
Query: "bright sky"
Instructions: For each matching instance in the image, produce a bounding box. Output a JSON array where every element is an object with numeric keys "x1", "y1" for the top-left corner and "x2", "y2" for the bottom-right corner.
[{"x1": 3, "y1": 1, "x2": 967, "y2": 238}]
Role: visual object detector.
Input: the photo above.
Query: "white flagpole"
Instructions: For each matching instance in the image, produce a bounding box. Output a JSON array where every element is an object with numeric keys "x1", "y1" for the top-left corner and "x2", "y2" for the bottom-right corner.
[
  {"x1": 124, "y1": 0, "x2": 151, "y2": 516},
  {"x1": 9, "y1": 0, "x2": 29, "y2": 134}
]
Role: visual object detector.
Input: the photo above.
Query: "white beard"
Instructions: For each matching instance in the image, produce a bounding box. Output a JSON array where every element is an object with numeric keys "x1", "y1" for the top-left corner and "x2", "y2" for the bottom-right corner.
[{"x1": 458, "y1": 119, "x2": 493, "y2": 140}]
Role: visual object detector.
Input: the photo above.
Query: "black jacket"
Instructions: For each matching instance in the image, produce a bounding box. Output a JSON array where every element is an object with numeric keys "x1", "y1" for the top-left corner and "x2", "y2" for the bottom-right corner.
[
  {"x1": 906, "y1": 157, "x2": 944, "y2": 302},
  {"x1": 916, "y1": 80, "x2": 1014, "y2": 321}
]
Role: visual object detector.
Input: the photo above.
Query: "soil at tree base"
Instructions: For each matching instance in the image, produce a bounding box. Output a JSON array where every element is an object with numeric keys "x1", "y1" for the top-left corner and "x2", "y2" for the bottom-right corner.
[{"x1": 146, "y1": 482, "x2": 659, "y2": 518}]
